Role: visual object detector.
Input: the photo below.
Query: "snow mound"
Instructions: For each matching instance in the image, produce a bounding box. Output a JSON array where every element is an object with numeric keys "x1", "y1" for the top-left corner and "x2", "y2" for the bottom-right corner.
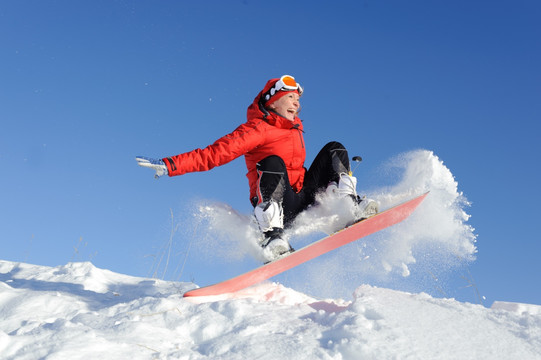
[
  {"x1": 1, "y1": 260, "x2": 540, "y2": 359},
  {"x1": 492, "y1": 301, "x2": 541, "y2": 316}
]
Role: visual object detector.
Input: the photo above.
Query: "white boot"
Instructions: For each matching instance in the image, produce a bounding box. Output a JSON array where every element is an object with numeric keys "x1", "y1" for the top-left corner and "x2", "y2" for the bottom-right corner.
[
  {"x1": 262, "y1": 236, "x2": 291, "y2": 262},
  {"x1": 254, "y1": 201, "x2": 292, "y2": 262},
  {"x1": 254, "y1": 200, "x2": 283, "y2": 233},
  {"x1": 327, "y1": 172, "x2": 379, "y2": 220}
]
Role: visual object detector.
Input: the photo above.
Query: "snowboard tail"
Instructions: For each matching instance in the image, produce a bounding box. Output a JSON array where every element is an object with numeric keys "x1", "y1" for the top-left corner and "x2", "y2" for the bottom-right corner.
[{"x1": 183, "y1": 192, "x2": 428, "y2": 297}]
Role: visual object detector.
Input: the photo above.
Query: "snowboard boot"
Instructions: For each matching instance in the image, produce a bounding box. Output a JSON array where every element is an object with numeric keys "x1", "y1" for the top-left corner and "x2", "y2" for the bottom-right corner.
[
  {"x1": 327, "y1": 172, "x2": 379, "y2": 221},
  {"x1": 261, "y1": 228, "x2": 292, "y2": 263},
  {"x1": 254, "y1": 200, "x2": 293, "y2": 262},
  {"x1": 355, "y1": 195, "x2": 379, "y2": 220}
]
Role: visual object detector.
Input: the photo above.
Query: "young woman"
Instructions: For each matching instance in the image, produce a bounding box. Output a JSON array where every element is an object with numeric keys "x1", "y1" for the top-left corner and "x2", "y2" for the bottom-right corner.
[{"x1": 137, "y1": 75, "x2": 377, "y2": 262}]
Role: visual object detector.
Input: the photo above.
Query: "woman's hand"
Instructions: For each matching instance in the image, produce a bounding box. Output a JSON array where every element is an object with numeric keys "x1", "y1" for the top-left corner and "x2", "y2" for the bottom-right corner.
[{"x1": 136, "y1": 156, "x2": 168, "y2": 179}]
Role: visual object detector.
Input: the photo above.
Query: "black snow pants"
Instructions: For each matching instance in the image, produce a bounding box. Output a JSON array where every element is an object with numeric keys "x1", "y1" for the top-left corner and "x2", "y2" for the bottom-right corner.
[{"x1": 252, "y1": 141, "x2": 352, "y2": 227}]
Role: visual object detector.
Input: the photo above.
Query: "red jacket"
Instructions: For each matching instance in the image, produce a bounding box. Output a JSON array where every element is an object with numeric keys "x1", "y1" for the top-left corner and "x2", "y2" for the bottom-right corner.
[{"x1": 163, "y1": 93, "x2": 307, "y2": 202}]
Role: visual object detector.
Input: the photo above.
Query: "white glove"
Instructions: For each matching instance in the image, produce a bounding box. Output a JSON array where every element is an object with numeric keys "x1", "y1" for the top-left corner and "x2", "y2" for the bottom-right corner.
[{"x1": 136, "y1": 156, "x2": 168, "y2": 179}]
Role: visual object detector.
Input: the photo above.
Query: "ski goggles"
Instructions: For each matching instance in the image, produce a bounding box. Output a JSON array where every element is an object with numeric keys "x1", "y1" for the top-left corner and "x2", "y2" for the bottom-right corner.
[{"x1": 263, "y1": 75, "x2": 303, "y2": 103}]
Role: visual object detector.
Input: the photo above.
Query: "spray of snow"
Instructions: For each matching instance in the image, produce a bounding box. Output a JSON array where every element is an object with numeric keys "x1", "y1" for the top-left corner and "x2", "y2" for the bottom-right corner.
[
  {"x1": 192, "y1": 201, "x2": 264, "y2": 262},
  {"x1": 362, "y1": 149, "x2": 477, "y2": 276},
  {"x1": 168, "y1": 150, "x2": 477, "y2": 298}
]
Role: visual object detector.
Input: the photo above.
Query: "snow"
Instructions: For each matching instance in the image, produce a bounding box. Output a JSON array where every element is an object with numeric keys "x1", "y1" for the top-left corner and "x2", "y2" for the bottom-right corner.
[
  {"x1": 2, "y1": 150, "x2": 537, "y2": 358},
  {"x1": 492, "y1": 301, "x2": 541, "y2": 317},
  {"x1": 1, "y1": 260, "x2": 540, "y2": 359}
]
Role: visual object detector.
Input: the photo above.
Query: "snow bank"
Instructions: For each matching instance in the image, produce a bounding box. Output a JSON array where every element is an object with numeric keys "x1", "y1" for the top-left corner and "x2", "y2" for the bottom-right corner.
[
  {"x1": 1, "y1": 260, "x2": 540, "y2": 359},
  {"x1": 492, "y1": 301, "x2": 541, "y2": 316}
]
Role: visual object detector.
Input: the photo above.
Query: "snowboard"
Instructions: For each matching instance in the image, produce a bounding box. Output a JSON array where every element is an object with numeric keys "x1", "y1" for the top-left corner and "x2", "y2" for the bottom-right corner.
[{"x1": 183, "y1": 192, "x2": 428, "y2": 297}]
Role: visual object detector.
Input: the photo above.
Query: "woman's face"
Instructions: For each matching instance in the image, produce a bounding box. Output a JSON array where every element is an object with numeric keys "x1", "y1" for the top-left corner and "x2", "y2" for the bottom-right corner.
[{"x1": 269, "y1": 92, "x2": 300, "y2": 121}]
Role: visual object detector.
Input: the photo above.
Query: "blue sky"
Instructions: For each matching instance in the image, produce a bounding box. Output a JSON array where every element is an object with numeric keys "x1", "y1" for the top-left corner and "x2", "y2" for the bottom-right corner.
[{"x1": 1, "y1": 1, "x2": 540, "y2": 305}]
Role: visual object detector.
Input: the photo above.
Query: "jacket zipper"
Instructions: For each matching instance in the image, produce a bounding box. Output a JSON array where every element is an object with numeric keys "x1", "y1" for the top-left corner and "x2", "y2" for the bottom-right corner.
[{"x1": 292, "y1": 124, "x2": 305, "y2": 149}]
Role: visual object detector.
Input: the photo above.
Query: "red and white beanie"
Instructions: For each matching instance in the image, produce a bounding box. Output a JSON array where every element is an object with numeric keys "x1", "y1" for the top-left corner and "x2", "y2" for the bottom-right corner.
[{"x1": 260, "y1": 75, "x2": 303, "y2": 107}]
